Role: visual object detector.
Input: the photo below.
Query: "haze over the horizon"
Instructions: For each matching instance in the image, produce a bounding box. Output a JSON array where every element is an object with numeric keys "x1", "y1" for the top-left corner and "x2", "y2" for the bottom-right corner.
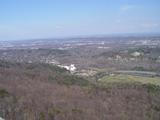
[{"x1": 0, "y1": 0, "x2": 160, "y2": 41}]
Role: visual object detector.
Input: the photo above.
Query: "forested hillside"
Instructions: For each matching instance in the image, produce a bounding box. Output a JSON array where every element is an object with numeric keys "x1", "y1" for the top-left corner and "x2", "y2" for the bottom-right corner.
[{"x1": 0, "y1": 61, "x2": 160, "y2": 120}]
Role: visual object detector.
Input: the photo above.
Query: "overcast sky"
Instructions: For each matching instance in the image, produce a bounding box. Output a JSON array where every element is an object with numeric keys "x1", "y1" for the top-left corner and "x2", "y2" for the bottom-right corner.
[{"x1": 0, "y1": 0, "x2": 160, "y2": 40}]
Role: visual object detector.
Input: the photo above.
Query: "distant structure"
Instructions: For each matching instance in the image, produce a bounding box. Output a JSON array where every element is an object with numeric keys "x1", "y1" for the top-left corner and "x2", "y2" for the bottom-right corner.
[
  {"x1": 131, "y1": 51, "x2": 142, "y2": 57},
  {"x1": 58, "y1": 64, "x2": 77, "y2": 72}
]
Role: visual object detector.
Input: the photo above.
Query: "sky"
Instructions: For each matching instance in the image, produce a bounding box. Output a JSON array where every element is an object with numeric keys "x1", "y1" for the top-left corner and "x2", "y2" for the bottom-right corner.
[{"x1": 0, "y1": 0, "x2": 160, "y2": 40}]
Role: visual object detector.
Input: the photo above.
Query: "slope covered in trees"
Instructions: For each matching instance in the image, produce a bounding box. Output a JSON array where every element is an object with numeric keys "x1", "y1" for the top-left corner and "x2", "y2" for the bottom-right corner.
[{"x1": 0, "y1": 61, "x2": 160, "y2": 120}]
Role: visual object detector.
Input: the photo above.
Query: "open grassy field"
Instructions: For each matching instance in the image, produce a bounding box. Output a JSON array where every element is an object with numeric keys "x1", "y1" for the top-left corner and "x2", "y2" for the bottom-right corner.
[{"x1": 99, "y1": 74, "x2": 160, "y2": 86}]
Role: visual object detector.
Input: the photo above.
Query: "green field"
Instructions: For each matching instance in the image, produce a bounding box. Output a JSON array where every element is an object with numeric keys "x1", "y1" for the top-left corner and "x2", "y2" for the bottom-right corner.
[{"x1": 99, "y1": 74, "x2": 160, "y2": 86}]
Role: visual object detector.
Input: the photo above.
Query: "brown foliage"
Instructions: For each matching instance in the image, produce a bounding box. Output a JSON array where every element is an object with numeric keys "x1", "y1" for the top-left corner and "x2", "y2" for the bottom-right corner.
[{"x1": 0, "y1": 62, "x2": 160, "y2": 120}]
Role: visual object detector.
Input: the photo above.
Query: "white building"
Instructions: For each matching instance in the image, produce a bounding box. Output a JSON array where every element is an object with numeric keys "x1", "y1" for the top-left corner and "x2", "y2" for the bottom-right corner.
[
  {"x1": 58, "y1": 64, "x2": 77, "y2": 72},
  {"x1": 131, "y1": 51, "x2": 141, "y2": 57}
]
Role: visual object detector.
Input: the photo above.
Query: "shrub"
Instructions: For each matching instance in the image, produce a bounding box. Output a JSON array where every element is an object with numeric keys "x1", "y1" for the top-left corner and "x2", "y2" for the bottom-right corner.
[
  {"x1": 72, "y1": 107, "x2": 83, "y2": 113},
  {"x1": 0, "y1": 89, "x2": 9, "y2": 98},
  {"x1": 144, "y1": 84, "x2": 160, "y2": 93}
]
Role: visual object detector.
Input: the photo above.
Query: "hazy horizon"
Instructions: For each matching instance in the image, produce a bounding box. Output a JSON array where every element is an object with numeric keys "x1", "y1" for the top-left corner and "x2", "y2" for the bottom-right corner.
[{"x1": 0, "y1": 0, "x2": 160, "y2": 41}]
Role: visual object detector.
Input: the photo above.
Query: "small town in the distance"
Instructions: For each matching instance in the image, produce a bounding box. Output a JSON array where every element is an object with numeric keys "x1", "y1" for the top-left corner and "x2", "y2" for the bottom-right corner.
[{"x1": 0, "y1": 0, "x2": 160, "y2": 120}]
